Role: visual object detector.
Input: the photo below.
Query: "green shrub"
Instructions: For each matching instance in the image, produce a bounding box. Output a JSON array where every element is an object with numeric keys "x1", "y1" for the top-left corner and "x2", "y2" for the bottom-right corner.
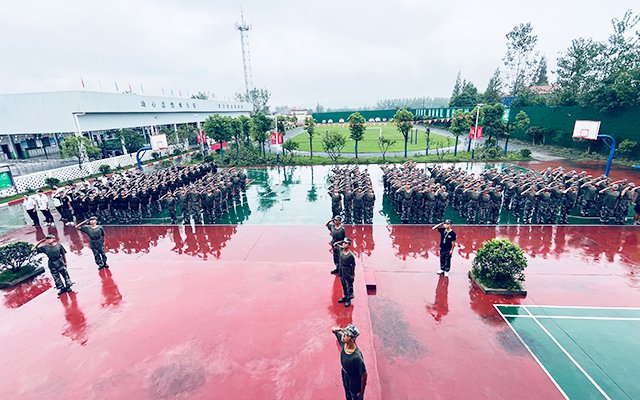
[
  {"x1": 98, "y1": 164, "x2": 112, "y2": 174},
  {"x1": 0, "y1": 242, "x2": 42, "y2": 273},
  {"x1": 173, "y1": 148, "x2": 182, "y2": 156},
  {"x1": 203, "y1": 154, "x2": 215, "y2": 163},
  {"x1": 161, "y1": 160, "x2": 173, "y2": 168},
  {"x1": 44, "y1": 177, "x2": 60, "y2": 187},
  {"x1": 472, "y1": 238, "x2": 528, "y2": 290},
  {"x1": 151, "y1": 151, "x2": 160, "y2": 160},
  {"x1": 617, "y1": 139, "x2": 639, "y2": 160},
  {"x1": 520, "y1": 148, "x2": 532, "y2": 158},
  {"x1": 192, "y1": 153, "x2": 204, "y2": 162}
]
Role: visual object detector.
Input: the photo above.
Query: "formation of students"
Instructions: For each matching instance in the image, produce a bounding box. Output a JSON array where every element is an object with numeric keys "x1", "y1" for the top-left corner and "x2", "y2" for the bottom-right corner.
[
  {"x1": 383, "y1": 162, "x2": 639, "y2": 225},
  {"x1": 23, "y1": 163, "x2": 249, "y2": 226},
  {"x1": 328, "y1": 166, "x2": 376, "y2": 224}
]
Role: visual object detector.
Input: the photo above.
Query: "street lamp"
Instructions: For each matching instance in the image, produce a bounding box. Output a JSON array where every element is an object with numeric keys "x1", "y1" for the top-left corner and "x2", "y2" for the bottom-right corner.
[{"x1": 471, "y1": 103, "x2": 483, "y2": 160}]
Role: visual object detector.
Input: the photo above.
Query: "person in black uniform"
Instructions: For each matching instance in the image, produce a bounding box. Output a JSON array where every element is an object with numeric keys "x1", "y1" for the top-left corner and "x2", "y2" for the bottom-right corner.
[
  {"x1": 178, "y1": 188, "x2": 190, "y2": 223},
  {"x1": 331, "y1": 324, "x2": 367, "y2": 400},
  {"x1": 76, "y1": 216, "x2": 108, "y2": 269},
  {"x1": 432, "y1": 220, "x2": 456, "y2": 277},
  {"x1": 334, "y1": 238, "x2": 356, "y2": 307},
  {"x1": 326, "y1": 216, "x2": 346, "y2": 275},
  {"x1": 32, "y1": 234, "x2": 74, "y2": 295}
]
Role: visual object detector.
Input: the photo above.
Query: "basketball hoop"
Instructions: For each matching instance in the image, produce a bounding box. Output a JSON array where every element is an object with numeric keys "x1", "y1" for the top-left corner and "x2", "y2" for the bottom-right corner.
[
  {"x1": 572, "y1": 120, "x2": 600, "y2": 140},
  {"x1": 150, "y1": 134, "x2": 168, "y2": 151}
]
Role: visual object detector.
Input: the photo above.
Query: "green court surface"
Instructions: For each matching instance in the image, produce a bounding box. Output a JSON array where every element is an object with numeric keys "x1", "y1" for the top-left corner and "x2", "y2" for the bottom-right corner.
[{"x1": 496, "y1": 305, "x2": 640, "y2": 400}]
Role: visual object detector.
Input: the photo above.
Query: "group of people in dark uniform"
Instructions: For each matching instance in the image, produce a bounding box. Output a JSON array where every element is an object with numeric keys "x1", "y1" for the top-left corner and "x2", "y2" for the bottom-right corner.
[
  {"x1": 328, "y1": 166, "x2": 376, "y2": 224},
  {"x1": 383, "y1": 162, "x2": 639, "y2": 225},
  {"x1": 49, "y1": 163, "x2": 248, "y2": 225}
]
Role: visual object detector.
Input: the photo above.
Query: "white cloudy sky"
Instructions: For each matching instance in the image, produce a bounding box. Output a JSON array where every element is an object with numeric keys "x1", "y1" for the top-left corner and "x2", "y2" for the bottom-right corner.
[{"x1": 0, "y1": 1, "x2": 636, "y2": 108}]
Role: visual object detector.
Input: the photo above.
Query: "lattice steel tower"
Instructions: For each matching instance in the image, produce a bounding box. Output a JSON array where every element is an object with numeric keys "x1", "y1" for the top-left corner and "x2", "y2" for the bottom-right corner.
[{"x1": 235, "y1": 11, "x2": 253, "y2": 98}]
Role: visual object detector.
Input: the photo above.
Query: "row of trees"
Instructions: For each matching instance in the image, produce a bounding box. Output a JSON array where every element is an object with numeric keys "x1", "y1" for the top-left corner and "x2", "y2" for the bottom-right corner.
[{"x1": 450, "y1": 10, "x2": 640, "y2": 112}]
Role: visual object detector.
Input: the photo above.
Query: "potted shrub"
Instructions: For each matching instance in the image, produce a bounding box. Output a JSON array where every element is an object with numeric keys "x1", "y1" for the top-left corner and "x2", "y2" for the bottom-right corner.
[
  {"x1": 44, "y1": 177, "x2": 61, "y2": 188},
  {"x1": 470, "y1": 238, "x2": 528, "y2": 296},
  {"x1": 98, "y1": 164, "x2": 112, "y2": 175},
  {"x1": 0, "y1": 241, "x2": 45, "y2": 288}
]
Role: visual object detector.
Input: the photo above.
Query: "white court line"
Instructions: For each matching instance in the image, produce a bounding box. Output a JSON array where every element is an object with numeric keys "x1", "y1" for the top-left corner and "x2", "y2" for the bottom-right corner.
[
  {"x1": 493, "y1": 305, "x2": 570, "y2": 400},
  {"x1": 522, "y1": 305, "x2": 640, "y2": 311},
  {"x1": 501, "y1": 315, "x2": 640, "y2": 321},
  {"x1": 523, "y1": 306, "x2": 612, "y2": 400}
]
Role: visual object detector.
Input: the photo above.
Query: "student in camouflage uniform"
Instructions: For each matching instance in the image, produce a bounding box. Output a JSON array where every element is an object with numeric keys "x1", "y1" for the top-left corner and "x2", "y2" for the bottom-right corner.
[
  {"x1": 353, "y1": 188, "x2": 365, "y2": 224},
  {"x1": 160, "y1": 190, "x2": 178, "y2": 224},
  {"x1": 559, "y1": 186, "x2": 578, "y2": 224},
  {"x1": 326, "y1": 216, "x2": 346, "y2": 275},
  {"x1": 363, "y1": 187, "x2": 375, "y2": 224},
  {"x1": 599, "y1": 184, "x2": 619, "y2": 224},
  {"x1": 76, "y1": 216, "x2": 109, "y2": 269},
  {"x1": 434, "y1": 186, "x2": 449, "y2": 222},
  {"x1": 32, "y1": 235, "x2": 74, "y2": 296}
]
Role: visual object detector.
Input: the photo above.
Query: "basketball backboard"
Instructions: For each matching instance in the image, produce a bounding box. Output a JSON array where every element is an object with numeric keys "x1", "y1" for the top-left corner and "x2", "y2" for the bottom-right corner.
[
  {"x1": 572, "y1": 120, "x2": 600, "y2": 140},
  {"x1": 150, "y1": 134, "x2": 168, "y2": 151}
]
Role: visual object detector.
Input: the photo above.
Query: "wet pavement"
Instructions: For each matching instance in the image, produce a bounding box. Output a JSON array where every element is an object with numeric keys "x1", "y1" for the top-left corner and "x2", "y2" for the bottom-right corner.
[{"x1": 0, "y1": 164, "x2": 639, "y2": 399}]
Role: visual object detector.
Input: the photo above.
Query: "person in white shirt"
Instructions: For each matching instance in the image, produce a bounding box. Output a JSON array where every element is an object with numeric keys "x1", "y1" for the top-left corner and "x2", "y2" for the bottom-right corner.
[
  {"x1": 35, "y1": 189, "x2": 55, "y2": 226},
  {"x1": 22, "y1": 195, "x2": 39, "y2": 226},
  {"x1": 52, "y1": 186, "x2": 65, "y2": 222}
]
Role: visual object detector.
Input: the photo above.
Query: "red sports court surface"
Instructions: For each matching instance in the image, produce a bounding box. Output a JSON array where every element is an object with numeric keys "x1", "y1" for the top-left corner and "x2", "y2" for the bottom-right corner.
[{"x1": 1, "y1": 223, "x2": 639, "y2": 399}]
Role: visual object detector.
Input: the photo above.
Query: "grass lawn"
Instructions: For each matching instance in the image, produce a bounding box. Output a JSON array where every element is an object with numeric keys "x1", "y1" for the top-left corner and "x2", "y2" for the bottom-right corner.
[{"x1": 292, "y1": 125, "x2": 452, "y2": 154}]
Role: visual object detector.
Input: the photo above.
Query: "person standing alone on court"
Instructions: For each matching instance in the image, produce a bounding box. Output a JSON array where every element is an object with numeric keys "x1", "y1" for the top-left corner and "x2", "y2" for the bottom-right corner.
[
  {"x1": 75, "y1": 216, "x2": 108, "y2": 269},
  {"x1": 331, "y1": 324, "x2": 367, "y2": 400},
  {"x1": 432, "y1": 219, "x2": 456, "y2": 276}
]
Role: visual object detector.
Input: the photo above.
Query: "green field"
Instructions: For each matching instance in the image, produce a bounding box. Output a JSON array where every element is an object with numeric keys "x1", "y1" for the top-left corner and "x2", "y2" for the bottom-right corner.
[{"x1": 292, "y1": 125, "x2": 451, "y2": 154}]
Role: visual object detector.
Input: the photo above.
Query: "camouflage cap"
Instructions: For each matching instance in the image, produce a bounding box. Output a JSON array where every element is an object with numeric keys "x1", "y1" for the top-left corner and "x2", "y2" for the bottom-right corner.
[{"x1": 341, "y1": 324, "x2": 360, "y2": 339}]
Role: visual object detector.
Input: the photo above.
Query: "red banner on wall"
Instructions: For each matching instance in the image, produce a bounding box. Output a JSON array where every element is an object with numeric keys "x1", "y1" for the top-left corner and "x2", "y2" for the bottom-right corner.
[{"x1": 270, "y1": 132, "x2": 277, "y2": 145}]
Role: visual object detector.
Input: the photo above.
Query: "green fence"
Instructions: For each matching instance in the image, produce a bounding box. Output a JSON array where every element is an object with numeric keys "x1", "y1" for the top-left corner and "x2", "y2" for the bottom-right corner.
[
  {"x1": 312, "y1": 107, "x2": 472, "y2": 123},
  {"x1": 507, "y1": 105, "x2": 640, "y2": 146}
]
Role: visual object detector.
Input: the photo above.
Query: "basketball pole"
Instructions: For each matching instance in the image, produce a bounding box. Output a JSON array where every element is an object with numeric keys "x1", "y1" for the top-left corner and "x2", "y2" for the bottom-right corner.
[{"x1": 597, "y1": 134, "x2": 616, "y2": 177}]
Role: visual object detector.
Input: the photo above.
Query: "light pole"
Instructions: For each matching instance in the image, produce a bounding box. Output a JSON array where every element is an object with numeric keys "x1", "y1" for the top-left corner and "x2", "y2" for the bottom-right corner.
[
  {"x1": 194, "y1": 114, "x2": 205, "y2": 155},
  {"x1": 471, "y1": 103, "x2": 483, "y2": 160}
]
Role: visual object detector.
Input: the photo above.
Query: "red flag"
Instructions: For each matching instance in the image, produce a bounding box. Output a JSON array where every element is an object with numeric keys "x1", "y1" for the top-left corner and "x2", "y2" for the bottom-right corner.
[
  {"x1": 277, "y1": 133, "x2": 284, "y2": 145},
  {"x1": 270, "y1": 132, "x2": 277, "y2": 145},
  {"x1": 475, "y1": 126, "x2": 483, "y2": 139},
  {"x1": 469, "y1": 127, "x2": 476, "y2": 139}
]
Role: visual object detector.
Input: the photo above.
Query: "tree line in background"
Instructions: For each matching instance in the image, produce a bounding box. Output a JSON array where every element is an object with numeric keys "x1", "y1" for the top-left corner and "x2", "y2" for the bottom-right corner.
[{"x1": 449, "y1": 10, "x2": 640, "y2": 113}]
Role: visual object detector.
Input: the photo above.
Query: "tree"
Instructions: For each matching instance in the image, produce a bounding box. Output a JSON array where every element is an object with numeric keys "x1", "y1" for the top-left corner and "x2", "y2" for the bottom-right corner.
[
  {"x1": 236, "y1": 88, "x2": 271, "y2": 113},
  {"x1": 472, "y1": 238, "x2": 528, "y2": 290},
  {"x1": 503, "y1": 22, "x2": 539, "y2": 96},
  {"x1": 449, "y1": 109, "x2": 473, "y2": 156},
  {"x1": 556, "y1": 38, "x2": 606, "y2": 105},
  {"x1": 377, "y1": 136, "x2": 396, "y2": 160},
  {"x1": 304, "y1": 116, "x2": 316, "y2": 159},
  {"x1": 451, "y1": 71, "x2": 462, "y2": 98},
  {"x1": 449, "y1": 81, "x2": 480, "y2": 107},
  {"x1": 347, "y1": 112, "x2": 366, "y2": 158},
  {"x1": 322, "y1": 130, "x2": 347, "y2": 162},
  {"x1": 61, "y1": 136, "x2": 100, "y2": 167},
  {"x1": 533, "y1": 56, "x2": 549, "y2": 85},
  {"x1": 177, "y1": 125, "x2": 198, "y2": 146},
  {"x1": 525, "y1": 126, "x2": 545, "y2": 145},
  {"x1": 237, "y1": 114, "x2": 252, "y2": 144},
  {"x1": 392, "y1": 108, "x2": 414, "y2": 157},
  {"x1": 282, "y1": 139, "x2": 299, "y2": 160},
  {"x1": 251, "y1": 112, "x2": 272, "y2": 158},
  {"x1": 229, "y1": 117, "x2": 242, "y2": 160},
  {"x1": 203, "y1": 114, "x2": 233, "y2": 157},
  {"x1": 483, "y1": 68, "x2": 503, "y2": 104},
  {"x1": 191, "y1": 92, "x2": 209, "y2": 100},
  {"x1": 481, "y1": 104, "x2": 507, "y2": 141},
  {"x1": 506, "y1": 110, "x2": 530, "y2": 153},
  {"x1": 118, "y1": 129, "x2": 146, "y2": 154}
]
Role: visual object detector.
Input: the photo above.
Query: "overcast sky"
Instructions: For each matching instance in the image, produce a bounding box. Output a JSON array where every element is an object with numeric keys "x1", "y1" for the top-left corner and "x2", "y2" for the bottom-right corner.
[{"x1": 0, "y1": 1, "x2": 637, "y2": 109}]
